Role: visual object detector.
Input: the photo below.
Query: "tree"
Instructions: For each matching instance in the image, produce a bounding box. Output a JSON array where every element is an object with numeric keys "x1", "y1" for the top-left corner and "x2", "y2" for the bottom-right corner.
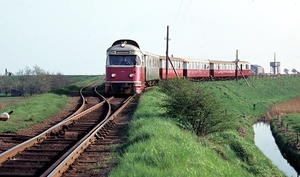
[
  {"x1": 51, "y1": 72, "x2": 69, "y2": 90},
  {"x1": 0, "y1": 76, "x2": 14, "y2": 96},
  {"x1": 2, "y1": 65, "x2": 71, "y2": 96}
]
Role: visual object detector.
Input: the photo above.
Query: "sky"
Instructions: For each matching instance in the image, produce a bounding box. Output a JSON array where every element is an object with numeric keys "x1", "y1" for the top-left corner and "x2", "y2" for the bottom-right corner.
[{"x1": 0, "y1": 0, "x2": 299, "y2": 75}]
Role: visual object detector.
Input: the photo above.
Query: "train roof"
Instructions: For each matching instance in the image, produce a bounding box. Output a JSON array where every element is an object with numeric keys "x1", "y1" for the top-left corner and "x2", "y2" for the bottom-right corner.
[
  {"x1": 159, "y1": 56, "x2": 184, "y2": 61},
  {"x1": 107, "y1": 39, "x2": 141, "y2": 52},
  {"x1": 238, "y1": 60, "x2": 251, "y2": 64},
  {"x1": 183, "y1": 58, "x2": 210, "y2": 63},
  {"x1": 111, "y1": 39, "x2": 139, "y2": 48},
  {"x1": 208, "y1": 60, "x2": 235, "y2": 64},
  {"x1": 208, "y1": 59, "x2": 250, "y2": 64}
]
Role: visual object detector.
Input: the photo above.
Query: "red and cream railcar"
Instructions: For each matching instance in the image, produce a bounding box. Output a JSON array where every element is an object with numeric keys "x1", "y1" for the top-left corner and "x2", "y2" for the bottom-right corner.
[
  {"x1": 105, "y1": 39, "x2": 161, "y2": 94},
  {"x1": 159, "y1": 56, "x2": 184, "y2": 79},
  {"x1": 209, "y1": 60, "x2": 236, "y2": 79},
  {"x1": 237, "y1": 61, "x2": 251, "y2": 77},
  {"x1": 105, "y1": 40, "x2": 145, "y2": 94},
  {"x1": 209, "y1": 60, "x2": 251, "y2": 79},
  {"x1": 183, "y1": 58, "x2": 210, "y2": 80}
]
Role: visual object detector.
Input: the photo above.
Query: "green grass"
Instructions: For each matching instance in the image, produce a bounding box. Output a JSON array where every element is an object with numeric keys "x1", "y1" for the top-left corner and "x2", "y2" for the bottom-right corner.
[
  {"x1": 0, "y1": 97, "x2": 22, "y2": 104},
  {"x1": 109, "y1": 86, "x2": 287, "y2": 177},
  {"x1": 200, "y1": 77, "x2": 300, "y2": 118},
  {"x1": 109, "y1": 76, "x2": 300, "y2": 177},
  {"x1": 0, "y1": 93, "x2": 69, "y2": 133},
  {"x1": 0, "y1": 75, "x2": 105, "y2": 133}
]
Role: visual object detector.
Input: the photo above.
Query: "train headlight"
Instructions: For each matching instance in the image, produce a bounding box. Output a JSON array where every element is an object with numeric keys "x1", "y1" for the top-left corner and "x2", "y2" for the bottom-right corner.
[
  {"x1": 129, "y1": 73, "x2": 134, "y2": 78},
  {"x1": 111, "y1": 73, "x2": 116, "y2": 78}
]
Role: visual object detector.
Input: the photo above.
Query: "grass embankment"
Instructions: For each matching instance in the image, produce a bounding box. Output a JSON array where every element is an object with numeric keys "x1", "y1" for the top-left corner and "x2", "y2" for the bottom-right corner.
[
  {"x1": 0, "y1": 75, "x2": 104, "y2": 133},
  {"x1": 109, "y1": 77, "x2": 300, "y2": 177},
  {"x1": 52, "y1": 75, "x2": 104, "y2": 95},
  {"x1": 271, "y1": 114, "x2": 300, "y2": 171}
]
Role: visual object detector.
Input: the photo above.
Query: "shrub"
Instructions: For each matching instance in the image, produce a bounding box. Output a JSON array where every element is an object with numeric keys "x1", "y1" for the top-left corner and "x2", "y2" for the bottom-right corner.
[{"x1": 158, "y1": 79, "x2": 236, "y2": 136}]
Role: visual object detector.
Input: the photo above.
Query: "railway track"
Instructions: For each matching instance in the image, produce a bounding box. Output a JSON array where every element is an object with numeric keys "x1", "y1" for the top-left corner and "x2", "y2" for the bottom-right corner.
[{"x1": 0, "y1": 84, "x2": 137, "y2": 176}]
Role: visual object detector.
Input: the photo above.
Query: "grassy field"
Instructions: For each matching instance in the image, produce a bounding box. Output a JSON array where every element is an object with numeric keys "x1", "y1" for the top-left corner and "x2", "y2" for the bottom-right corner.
[
  {"x1": 109, "y1": 76, "x2": 300, "y2": 177},
  {"x1": 0, "y1": 75, "x2": 104, "y2": 133}
]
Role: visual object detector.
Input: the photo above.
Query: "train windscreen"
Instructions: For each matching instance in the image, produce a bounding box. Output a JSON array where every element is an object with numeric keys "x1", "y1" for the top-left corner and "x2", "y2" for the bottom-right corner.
[{"x1": 106, "y1": 55, "x2": 141, "y2": 66}]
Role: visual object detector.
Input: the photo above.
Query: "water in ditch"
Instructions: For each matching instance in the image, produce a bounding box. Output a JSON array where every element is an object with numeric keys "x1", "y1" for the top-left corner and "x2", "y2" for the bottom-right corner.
[{"x1": 253, "y1": 122, "x2": 298, "y2": 177}]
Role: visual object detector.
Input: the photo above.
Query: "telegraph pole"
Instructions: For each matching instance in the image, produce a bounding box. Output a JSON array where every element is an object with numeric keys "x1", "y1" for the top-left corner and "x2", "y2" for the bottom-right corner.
[
  {"x1": 165, "y1": 26, "x2": 170, "y2": 79},
  {"x1": 235, "y1": 49, "x2": 239, "y2": 81},
  {"x1": 274, "y1": 52, "x2": 276, "y2": 74}
]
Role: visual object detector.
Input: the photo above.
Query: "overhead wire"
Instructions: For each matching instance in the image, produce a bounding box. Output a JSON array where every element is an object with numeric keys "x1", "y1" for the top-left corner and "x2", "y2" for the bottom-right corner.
[
  {"x1": 171, "y1": 0, "x2": 193, "y2": 36},
  {"x1": 171, "y1": 0, "x2": 184, "y2": 31}
]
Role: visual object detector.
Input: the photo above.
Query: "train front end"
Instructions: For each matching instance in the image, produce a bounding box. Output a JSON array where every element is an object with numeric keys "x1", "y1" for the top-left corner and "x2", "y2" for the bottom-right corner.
[{"x1": 105, "y1": 40, "x2": 145, "y2": 95}]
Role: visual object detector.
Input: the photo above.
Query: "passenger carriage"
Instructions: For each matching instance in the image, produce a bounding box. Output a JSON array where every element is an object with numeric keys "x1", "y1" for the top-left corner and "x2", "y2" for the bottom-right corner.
[
  {"x1": 209, "y1": 60, "x2": 236, "y2": 79},
  {"x1": 209, "y1": 60, "x2": 251, "y2": 79},
  {"x1": 183, "y1": 58, "x2": 210, "y2": 80},
  {"x1": 159, "y1": 56, "x2": 184, "y2": 79},
  {"x1": 144, "y1": 52, "x2": 160, "y2": 86},
  {"x1": 237, "y1": 61, "x2": 251, "y2": 77}
]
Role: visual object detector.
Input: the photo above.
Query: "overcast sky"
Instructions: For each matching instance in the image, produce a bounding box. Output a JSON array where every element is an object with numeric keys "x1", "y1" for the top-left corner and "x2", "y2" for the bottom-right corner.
[{"x1": 1, "y1": 0, "x2": 299, "y2": 75}]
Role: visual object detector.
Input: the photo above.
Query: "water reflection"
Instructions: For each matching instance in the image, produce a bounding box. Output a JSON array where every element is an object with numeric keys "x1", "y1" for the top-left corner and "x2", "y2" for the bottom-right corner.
[{"x1": 253, "y1": 122, "x2": 298, "y2": 177}]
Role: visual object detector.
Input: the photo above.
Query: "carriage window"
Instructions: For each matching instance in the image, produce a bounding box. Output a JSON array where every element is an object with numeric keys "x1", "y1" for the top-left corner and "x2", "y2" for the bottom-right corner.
[{"x1": 106, "y1": 55, "x2": 141, "y2": 66}]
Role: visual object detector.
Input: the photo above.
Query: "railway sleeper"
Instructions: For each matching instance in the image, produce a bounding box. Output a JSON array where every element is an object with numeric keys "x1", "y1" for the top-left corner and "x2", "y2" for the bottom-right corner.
[
  {"x1": 19, "y1": 151, "x2": 59, "y2": 156},
  {"x1": 4, "y1": 158, "x2": 51, "y2": 162},
  {"x1": 0, "y1": 164, "x2": 45, "y2": 169},
  {"x1": 0, "y1": 172, "x2": 40, "y2": 177}
]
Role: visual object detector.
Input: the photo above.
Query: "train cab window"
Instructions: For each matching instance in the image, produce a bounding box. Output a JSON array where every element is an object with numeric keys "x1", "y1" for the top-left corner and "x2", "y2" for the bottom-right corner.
[{"x1": 107, "y1": 55, "x2": 141, "y2": 66}]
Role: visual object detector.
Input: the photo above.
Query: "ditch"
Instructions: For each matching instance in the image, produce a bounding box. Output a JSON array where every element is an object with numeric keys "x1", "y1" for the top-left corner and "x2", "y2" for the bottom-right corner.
[{"x1": 253, "y1": 122, "x2": 298, "y2": 177}]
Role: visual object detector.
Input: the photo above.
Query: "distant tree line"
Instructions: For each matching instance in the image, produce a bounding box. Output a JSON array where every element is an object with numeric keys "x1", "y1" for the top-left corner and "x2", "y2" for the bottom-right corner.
[{"x1": 0, "y1": 65, "x2": 71, "y2": 96}]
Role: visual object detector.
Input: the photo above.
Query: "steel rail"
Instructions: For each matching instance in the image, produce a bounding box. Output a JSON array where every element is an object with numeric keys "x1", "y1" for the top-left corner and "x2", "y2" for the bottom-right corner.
[
  {"x1": 0, "y1": 84, "x2": 100, "y2": 164},
  {"x1": 46, "y1": 94, "x2": 135, "y2": 177}
]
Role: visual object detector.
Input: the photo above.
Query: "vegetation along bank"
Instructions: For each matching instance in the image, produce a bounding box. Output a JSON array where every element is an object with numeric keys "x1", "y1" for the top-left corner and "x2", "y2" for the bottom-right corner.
[{"x1": 110, "y1": 76, "x2": 300, "y2": 177}]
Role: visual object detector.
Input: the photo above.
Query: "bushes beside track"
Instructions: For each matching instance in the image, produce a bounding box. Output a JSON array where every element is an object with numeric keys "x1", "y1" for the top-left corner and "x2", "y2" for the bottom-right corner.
[{"x1": 158, "y1": 79, "x2": 236, "y2": 136}]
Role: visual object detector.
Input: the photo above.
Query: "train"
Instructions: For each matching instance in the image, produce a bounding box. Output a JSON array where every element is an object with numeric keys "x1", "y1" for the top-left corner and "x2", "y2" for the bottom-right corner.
[{"x1": 105, "y1": 39, "x2": 251, "y2": 94}]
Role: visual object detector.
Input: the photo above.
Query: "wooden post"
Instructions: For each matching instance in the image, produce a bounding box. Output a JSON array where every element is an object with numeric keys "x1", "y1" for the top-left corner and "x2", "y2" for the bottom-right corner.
[
  {"x1": 235, "y1": 49, "x2": 238, "y2": 81},
  {"x1": 166, "y1": 26, "x2": 169, "y2": 79}
]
